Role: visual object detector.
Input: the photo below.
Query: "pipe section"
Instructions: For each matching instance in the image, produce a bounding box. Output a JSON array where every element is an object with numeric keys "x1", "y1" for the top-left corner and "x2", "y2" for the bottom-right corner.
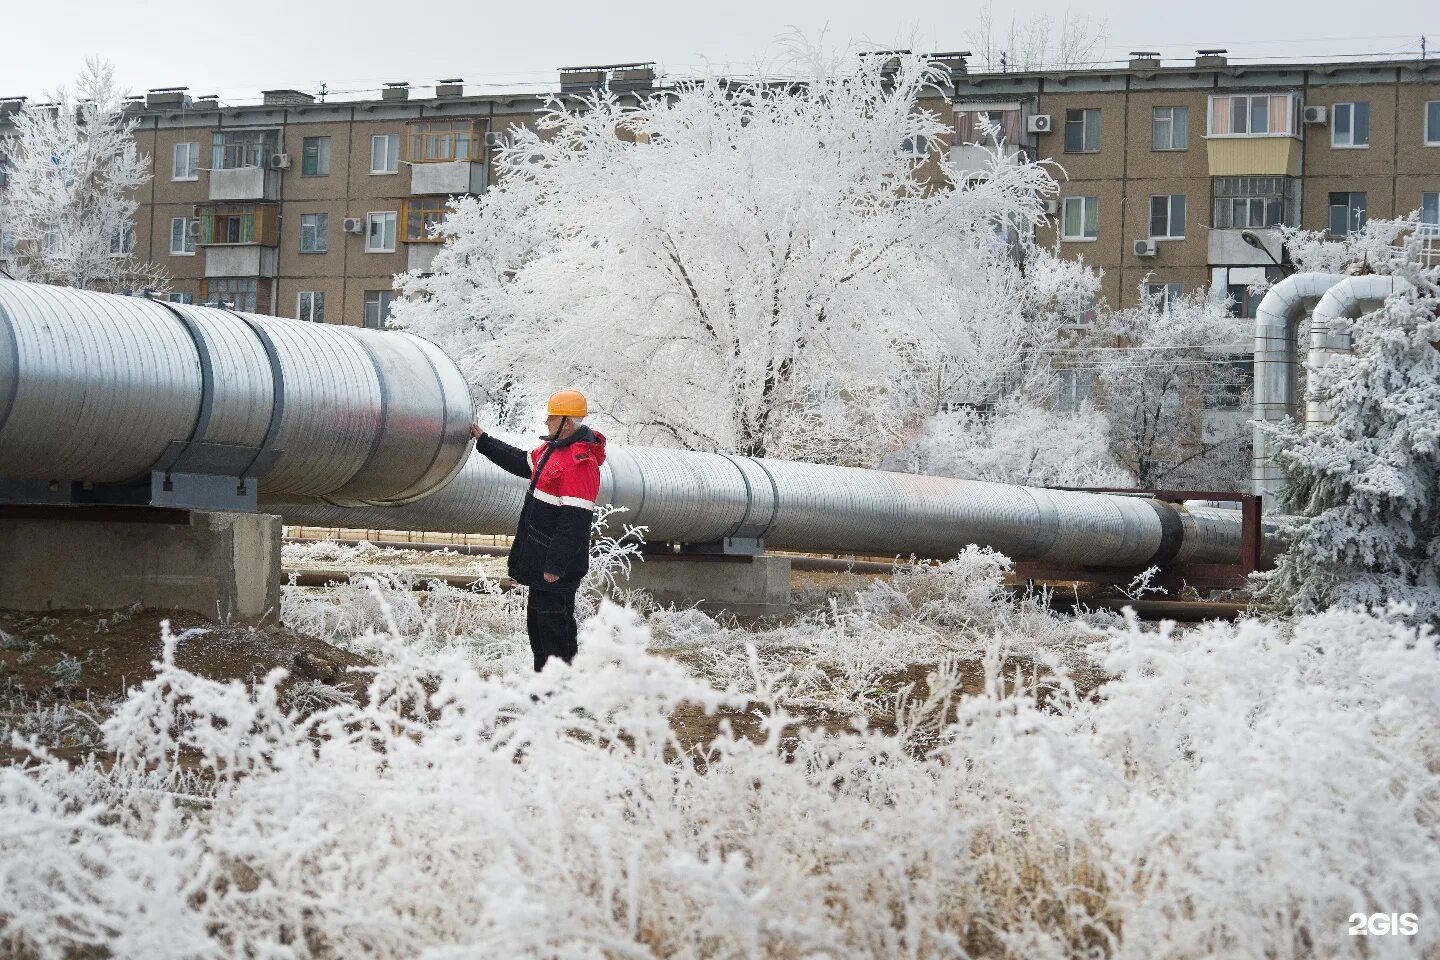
[
  {"x1": 274, "y1": 437, "x2": 1249, "y2": 566},
  {"x1": 0, "y1": 280, "x2": 473, "y2": 504},
  {"x1": 1305, "y1": 275, "x2": 1411, "y2": 430},
  {"x1": 1252, "y1": 273, "x2": 1343, "y2": 511}
]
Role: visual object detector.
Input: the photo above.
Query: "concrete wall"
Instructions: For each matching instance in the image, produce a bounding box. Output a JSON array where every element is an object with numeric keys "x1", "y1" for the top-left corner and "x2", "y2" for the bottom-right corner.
[{"x1": 0, "y1": 509, "x2": 281, "y2": 622}]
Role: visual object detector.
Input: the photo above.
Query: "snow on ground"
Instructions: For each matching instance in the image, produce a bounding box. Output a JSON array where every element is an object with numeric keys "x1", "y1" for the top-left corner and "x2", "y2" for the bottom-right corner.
[{"x1": 2, "y1": 550, "x2": 1437, "y2": 958}]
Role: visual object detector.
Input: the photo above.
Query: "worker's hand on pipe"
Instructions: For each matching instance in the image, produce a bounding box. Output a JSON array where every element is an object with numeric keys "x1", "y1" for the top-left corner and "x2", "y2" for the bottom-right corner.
[
  {"x1": 469, "y1": 423, "x2": 485, "y2": 441},
  {"x1": 543, "y1": 572, "x2": 559, "y2": 583}
]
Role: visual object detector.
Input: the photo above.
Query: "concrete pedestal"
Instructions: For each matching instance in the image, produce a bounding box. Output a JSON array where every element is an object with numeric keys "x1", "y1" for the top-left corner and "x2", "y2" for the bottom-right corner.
[
  {"x1": 0, "y1": 507, "x2": 281, "y2": 622},
  {"x1": 618, "y1": 554, "x2": 792, "y2": 618}
]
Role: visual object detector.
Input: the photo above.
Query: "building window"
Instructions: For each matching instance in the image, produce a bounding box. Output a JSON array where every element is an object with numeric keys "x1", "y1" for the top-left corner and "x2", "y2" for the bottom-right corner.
[
  {"x1": 901, "y1": 134, "x2": 931, "y2": 157},
  {"x1": 170, "y1": 217, "x2": 196, "y2": 255},
  {"x1": 43, "y1": 223, "x2": 61, "y2": 255},
  {"x1": 1208, "y1": 94, "x2": 1296, "y2": 137},
  {"x1": 206, "y1": 278, "x2": 258, "y2": 313},
  {"x1": 1056, "y1": 369, "x2": 1094, "y2": 412},
  {"x1": 405, "y1": 120, "x2": 483, "y2": 163},
  {"x1": 364, "y1": 290, "x2": 395, "y2": 329},
  {"x1": 212, "y1": 129, "x2": 279, "y2": 170},
  {"x1": 297, "y1": 290, "x2": 325, "y2": 323},
  {"x1": 299, "y1": 213, "x2": 328, "y2": 253},
  {"x1": 166, "y1": 291, "x2": 195, "y2": 305},
  {"x1": 1331, "y1": 102, "x2": 1370, "y2": 148},
  {"x1": 301, "y1": 137, "x2": 331, "y2": 176},
  {"x1": 1213, "y1": 176, "x2": 1297, "y2": 229},
  {"x1": 196, "y1": 204, "x2": 280, "y2": 246},
  {"x1": 366, "y1": 211, "x2": 397, "y2": 252},
  {"x1": 1064, "y1": 108, "x2": 1100, "y2": 153},
  {"x1": 370, "y1": 134, "x2": 400, "y2": 174},
  {"x1": 1422, "y1": 192, "x2": 1439, "y2": 225},
  {"x1": 172, "y1": 141, "x2": 200, "y2": 180},
  {"x1": 1145, "y1": 282, "x2": 1183, "y2": 311},
  {"x1": 108, "y1": 222, "x2": 135, "y2": 256},
  {"x1": 402, "y1": 198, "x2": 447, "y2": 243},
  {"x1": 1060, "y1": 196, "x2": 1098, "y2": 240},
  {"x1": 1328, "y1": 192, "x2": 1368, "y2": 236},
  {"x1": 0, "y1": 227, "x2": 13, "y2": 260},
  {"x1": 1425, "y1": 102, "x2": 1440, "y2": 146},
  {"x1": 1151, "y1": 106, "x2": 1189, "y2": 151},
  {"x1": 954, "y1": 108, "x2": 1021, "y2": 145},
  {"x1": 1149, "y1": 194, "x2": 1186, "y2": 239}
]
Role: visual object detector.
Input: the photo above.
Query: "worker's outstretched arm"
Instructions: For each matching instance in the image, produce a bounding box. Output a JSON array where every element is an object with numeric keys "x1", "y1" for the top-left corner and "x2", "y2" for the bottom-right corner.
[{"x1": 474, "y1": 432, "x2": 532, "y2": 480}]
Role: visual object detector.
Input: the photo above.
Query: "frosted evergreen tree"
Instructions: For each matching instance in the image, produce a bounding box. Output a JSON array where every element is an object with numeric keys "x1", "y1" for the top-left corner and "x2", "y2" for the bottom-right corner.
[
  {"x1": 1260, "y1": 242, "x2": 1440, "y2": 622},
  {"x1": 0, "y1": 60, "x2": 166, "y2": 293}
]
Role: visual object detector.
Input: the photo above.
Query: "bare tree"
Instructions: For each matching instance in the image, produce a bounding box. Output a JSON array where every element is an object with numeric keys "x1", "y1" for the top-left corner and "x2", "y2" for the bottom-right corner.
[
  {"x1": 0, "y1": 59, "x2": 167, "y2": 293},
  {"x1": 965, "y1": 2, "x2": 1108, "y2": 72}
]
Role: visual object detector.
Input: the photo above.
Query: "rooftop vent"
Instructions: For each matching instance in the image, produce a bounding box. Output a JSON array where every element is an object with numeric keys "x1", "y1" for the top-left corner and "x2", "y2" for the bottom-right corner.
[
  {"x1": 262, "y1": 89, "x2": 315, "y2": 106},
  {"x1": 436, "y1": 78, "x2": 465, "y2": 98},
  {"x1": 927, "y1": 50, "x2": 973, "y2": 75},
  {"x1": 0, "y1": 96, "x2": 25, "y2": 115},
  {"x1": 1196, "y1": 48, "x2": 1228, "y2": 67},
  {"x1": 1128, "y1": 51, "x2": 1162, "y2": 68},
  {"x1": 382, "y1": 82, "x2": 410, "y2": 101},
  {"x1": 558, "y1": 63, "x2": 655, "y2": 92},
  {"x1": 145, "y1": 87, "x2": 190, "y2": 109},
  {"x1": 193, "y1": 94, "x2": 219, "y2": 109}
]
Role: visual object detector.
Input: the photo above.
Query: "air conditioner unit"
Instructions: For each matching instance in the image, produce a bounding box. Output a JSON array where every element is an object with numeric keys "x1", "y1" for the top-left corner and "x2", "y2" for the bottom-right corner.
[
  {"x1": 186, "y1": 220, "x2": 201, "y2": 239},
  {"x1": 269, "y1": 153, "x2": 291, "y2": 170},
  {"x1": 1302, "y1": 105, "x2": 1328, "y2": 125},
  {"x1": 484, "y1": 131, "x2": 506, "y2": 149},
  {"x1": 342, "y1": 217, "x2": 364, "y2": 234},
  {"x1": 1043, "y1": 198, "x2": 1060, "y2": 215},
  {"x1": 1026, "y1": 114, "x2": 1053, "y2": 134},
  {"x1": 1134, "y1": 238, "x2": 1158, "y2": 257}
]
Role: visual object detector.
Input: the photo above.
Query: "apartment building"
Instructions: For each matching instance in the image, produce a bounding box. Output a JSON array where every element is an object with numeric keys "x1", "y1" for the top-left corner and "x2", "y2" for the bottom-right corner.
[
  {"x1": 940, "y1": 50, "x2": 1440, "y2": 312},
  {"x1": 1, "y1": 54, "x2": 1437, "y2": 326}
]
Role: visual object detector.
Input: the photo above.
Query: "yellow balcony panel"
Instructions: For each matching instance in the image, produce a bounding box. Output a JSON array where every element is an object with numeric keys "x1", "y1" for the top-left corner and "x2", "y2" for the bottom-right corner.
[{"x1": 1206, "y1": 137, "x2": 1302, "y2": 177}]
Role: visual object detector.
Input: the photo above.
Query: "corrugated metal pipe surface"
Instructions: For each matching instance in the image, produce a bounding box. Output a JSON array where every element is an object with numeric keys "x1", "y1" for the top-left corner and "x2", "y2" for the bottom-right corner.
[
  {"x1": 275, "y1": 436, "x2": 1249, "y2": 567},
  {"x1": 0, "y1": 280, "x2": 474, "y2": 504}
]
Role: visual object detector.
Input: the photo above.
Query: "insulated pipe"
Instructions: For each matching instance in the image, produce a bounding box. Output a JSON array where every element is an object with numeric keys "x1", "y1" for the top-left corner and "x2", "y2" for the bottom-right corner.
[
  {"x1": 1252, "y1": 273, "x2": 1344, "y2": 511},
  {"x1": 0, "y1": 280, "x2": 474, "y2": 504},
  {"x1": 1305, "y1": 275, "x2": 1411, "y2": 429},
  {"x1": 274, "y1": 436, "x2": 1249, "y2": 567}
]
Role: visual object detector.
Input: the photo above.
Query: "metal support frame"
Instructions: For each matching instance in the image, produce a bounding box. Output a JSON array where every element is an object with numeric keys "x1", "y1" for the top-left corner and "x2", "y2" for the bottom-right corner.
[{"x1": 1011, "y1": 489, "x2": 1265, "y2": 591}]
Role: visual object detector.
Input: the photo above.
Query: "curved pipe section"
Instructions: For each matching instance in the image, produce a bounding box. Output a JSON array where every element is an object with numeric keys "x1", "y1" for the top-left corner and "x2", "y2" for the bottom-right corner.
[
  {"x1": 0, "y1": 280, "x2": 473, "y2": 504},
  {"x1": 1252, "y1": 273, "x2": 1344, "y2": 511},
  {"x1": 1305, "y1": 275, "x2": 1412, "y2": 430},
  {"x1": 275, "y1": 436, "x2": 1249, "y2": 566}
]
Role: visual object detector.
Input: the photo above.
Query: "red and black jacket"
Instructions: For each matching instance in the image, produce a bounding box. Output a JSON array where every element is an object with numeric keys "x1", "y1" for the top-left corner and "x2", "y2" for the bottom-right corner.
[{"x1": 475, "y1": 426, "x2": 606, "y2": 590}]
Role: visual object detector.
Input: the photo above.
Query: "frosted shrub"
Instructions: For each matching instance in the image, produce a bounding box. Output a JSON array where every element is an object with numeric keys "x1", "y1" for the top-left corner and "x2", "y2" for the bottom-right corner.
[{"x1": 2, "y1": 604, "x2": 1436, "y2": 958}]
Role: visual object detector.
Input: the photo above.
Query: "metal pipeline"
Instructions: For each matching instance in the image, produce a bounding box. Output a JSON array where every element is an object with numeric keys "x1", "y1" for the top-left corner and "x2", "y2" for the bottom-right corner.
[
  {"x1": 1306, "y1": 275, "x2": 1412, "y2": 429},
  {"x1": 1, "y1": 279, "x2": 1252, "y2": 568},
  {"x1": 0, "y1": 280, "x2": 474, "y2": 504}
]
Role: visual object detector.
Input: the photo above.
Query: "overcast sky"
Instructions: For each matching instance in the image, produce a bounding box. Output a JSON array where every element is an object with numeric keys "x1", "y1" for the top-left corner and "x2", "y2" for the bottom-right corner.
[{"x1": 2, "y1": 0, "x2": 1435, "y2": 103}]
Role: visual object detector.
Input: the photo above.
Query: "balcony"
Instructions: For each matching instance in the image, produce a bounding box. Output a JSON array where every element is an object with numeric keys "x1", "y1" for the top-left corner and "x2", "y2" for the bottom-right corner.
[
  {"x1": 1206, "y1": 138, "x2": 1302, "y2": 177},
  {"x1": 406, "y1": 245, "x2": 439, "y2": 274},
  {"x1": 208, "y1": 165, "x2": 281, "y2": 202},
  {"x1": 204, "y1": 245, "x2": 278, "y2": 279},
  {"x1": 410, "y1": 160, "x2": 487, "y2": 195}
]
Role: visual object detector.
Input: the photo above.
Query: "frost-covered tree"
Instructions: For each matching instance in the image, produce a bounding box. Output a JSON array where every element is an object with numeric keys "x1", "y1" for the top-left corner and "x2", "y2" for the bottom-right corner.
[
  {"x1": 394, "y1": 44, "x2": 1061, "y2": 463},
  {"x1": 1260, "y1": 239, "x2": 1440, "y2": 622},
  {"x1": 1082, "y1": 288, "x2": 1250, "y2": 489},
  {"x1": 0, "y1": 60, "x2": 166, "y2": 293}
]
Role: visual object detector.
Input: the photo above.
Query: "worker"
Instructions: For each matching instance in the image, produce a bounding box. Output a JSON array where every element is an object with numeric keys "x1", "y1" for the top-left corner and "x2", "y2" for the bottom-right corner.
[{"x1": 471, "y1": 389, "x2": 605, "y2": 672}]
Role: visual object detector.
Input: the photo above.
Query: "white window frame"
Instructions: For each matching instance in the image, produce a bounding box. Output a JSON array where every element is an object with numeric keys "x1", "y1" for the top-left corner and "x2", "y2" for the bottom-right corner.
[
  {"x1": 296, "y1": 290, "x2": 325, "y2": 323},
  {"x1": 166, "y1": 291, "x2": 195, "y2": 305},
  {"x1": 170, "y1": 216, "x2": 196, "y2": 256},
  {"x1": 299, "y1": 213, "x2": 328, "y2": 254},
  {"x1": 42, "y1": 223, "x2": 61, "y2": 255},
  {"x1": 1331, "y1": 102, "x2": 1370, "y2": 149},
  {"x1": 365, "y1": 211, "x2": 397, "y2": 253},
  {"x1": 1425, "y1": 101, "x2": 1440, "y2": 147},
  {"x1": 1060, "y1": 196, "x2": 1099, "y2": 242},
  {"x1": 1151, "y1": 106, "x2": 1189, "y2": 151},
  {"x1": 1145, "y1": 282, "x2": 1183, "y2": 312},
  {"x1": 301, "y1": 136, "x2": 331, "y2": 177},
  {"x1": 370, "y1": 134, "x2": 400, "y2": 174},
  {"x1": 0, "y1": 226, "x2": 14, "y2": 259},
  {"x1": 172, "y1": 141, "x2": 201, "y2": 181},
  {"x1": 1149, "y1": 194, "x2": 1186, "y2": 240},
  {"x1": 901, "y1": 134, "x2": 930, "y2": 158},
  {"x1": 108, "y1": 222, "x2": 135, "y2": 257},
  {"x1": 1207, "y1": 93, "x2": 1298, "y2": 139},
  {"x1": 1064, "y1": 108, "x2": 1100, "y2": 153},
  {"x1": 364, "y1": 289, "x2": 396, "y2": 329}
]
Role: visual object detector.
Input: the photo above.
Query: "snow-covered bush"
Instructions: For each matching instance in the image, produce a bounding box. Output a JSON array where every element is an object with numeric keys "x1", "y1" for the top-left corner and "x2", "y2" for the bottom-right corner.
[
  {"x1": 1260, "y1": 237, "x2": 1440, "y2": 622},
  {"x1": 3, "y1": 603, "x2": 1436, "y2": 958}
]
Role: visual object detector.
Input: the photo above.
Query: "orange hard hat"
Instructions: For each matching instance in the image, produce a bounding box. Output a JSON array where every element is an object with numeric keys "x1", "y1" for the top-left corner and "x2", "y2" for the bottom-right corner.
[{"x1": 546, "y1": 388, "x2": 588, "y2": 418}]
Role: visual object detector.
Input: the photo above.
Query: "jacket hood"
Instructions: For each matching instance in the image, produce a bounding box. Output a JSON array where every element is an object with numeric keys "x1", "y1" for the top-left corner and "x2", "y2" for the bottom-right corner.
[{"x1": 547, "y1": 424, "x2": 607, "y2": 465}]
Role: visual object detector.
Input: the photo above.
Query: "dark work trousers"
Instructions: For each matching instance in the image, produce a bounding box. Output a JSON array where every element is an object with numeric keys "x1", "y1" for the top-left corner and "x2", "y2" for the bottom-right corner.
[{"x1": 526, "y1": 587, "x2": 579, "y2": 672}]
